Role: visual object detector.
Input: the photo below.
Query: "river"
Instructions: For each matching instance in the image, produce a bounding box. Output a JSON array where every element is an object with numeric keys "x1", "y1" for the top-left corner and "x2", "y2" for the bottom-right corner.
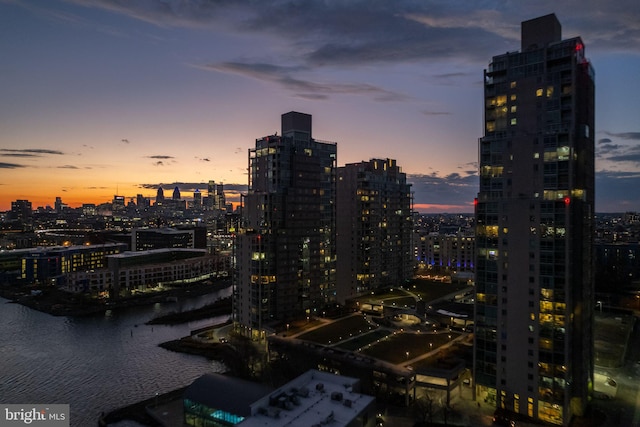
[{"x1": 0, "y1": 287, "x2": 231, "y2": 426}]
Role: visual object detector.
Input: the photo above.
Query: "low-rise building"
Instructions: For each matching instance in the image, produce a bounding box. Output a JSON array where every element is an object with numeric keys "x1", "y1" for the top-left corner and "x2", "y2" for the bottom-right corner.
[{"x1": 182, "y1": 370, "x2": 376, "y2": 427}]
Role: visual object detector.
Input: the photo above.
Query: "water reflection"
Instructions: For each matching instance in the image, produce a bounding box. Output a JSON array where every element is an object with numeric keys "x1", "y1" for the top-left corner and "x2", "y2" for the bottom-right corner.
[{"x1": 0, "y1": 288, "x2": 229, "y2": 427}]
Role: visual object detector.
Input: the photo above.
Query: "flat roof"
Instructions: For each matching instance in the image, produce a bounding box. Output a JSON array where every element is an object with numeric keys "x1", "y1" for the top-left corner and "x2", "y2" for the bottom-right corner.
[
  {"x1": 241, "y1": 370, "x2": 375, "y2": 427},
  {"x1": 184, "y1": 373, "x2": 272, "y2": 418}
]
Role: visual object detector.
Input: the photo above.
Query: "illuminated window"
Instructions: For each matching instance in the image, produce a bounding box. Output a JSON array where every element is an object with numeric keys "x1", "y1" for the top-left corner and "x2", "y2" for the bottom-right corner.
[
  {"x1": 510, "y1": 106, "x2": 517, "y2": 113},
  {"x1": 510, "y1": 81, "x2": 517, "y2": 89},
  {"x1": 510, "y1": 118, "x2": 517, "y2": 125},
  {"x1": 546, "y1": 86, "x2": 554, "y2": 98},
  {"x1": 510, "y1": 94, "x2": 517, "y2": 101},
  {"x1": 536, "y1": 88, "x2": 544, "y2": 97}
]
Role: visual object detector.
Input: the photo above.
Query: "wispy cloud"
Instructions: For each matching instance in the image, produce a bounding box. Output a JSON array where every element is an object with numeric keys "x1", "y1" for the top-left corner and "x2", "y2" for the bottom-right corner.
[
  {"x1": 0, "y1": 148, "x2": 64, "y2": 156},
  {"x1": 0, "y1": 162, "x2": 27, "y2": 169},
  {"x1": 596, "y1": 131, "x2": 640, "y2": 165},
  {"x1": 58, "y1": 165, "x2": 80, "y2": 169},
  {"x1": 197, "y1": 62, "x2": 408, "y2": 102},
  {"x1": 604, "y1": 131, "x2": 640, "y2": 140},
  {"x1": 422, "y1": 110, "x2": 451, "y2": 116},
  {"x1": 147, "y1": 155, "x2": 174, "y2": 159}
]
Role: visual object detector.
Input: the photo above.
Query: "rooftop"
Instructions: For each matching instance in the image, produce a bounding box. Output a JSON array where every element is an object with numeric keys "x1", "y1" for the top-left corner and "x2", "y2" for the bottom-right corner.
[{"x1": 241, "y1": 370, "x2": 374, "y2": 427}]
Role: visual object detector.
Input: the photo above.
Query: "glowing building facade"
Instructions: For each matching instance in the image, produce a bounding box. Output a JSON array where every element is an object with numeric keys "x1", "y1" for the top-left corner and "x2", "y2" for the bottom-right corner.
[
  {"x1": 473, "y1": 14, "x2": 595, "y2": 426},
  {"x1": 234, "y1": 112, "x2": 337, "y2": 339}
]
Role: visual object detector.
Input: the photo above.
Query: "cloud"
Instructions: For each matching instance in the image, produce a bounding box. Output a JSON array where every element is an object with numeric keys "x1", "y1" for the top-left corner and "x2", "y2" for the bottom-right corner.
[
  {"x1": 408, "y1": 171, "x2": 478, "y2": 211},
  {"x1": 422, "y1": 110, "x2": 451, "y2": 116},
  {"x1": 604, "y1": 132, "x2": 640, "y2": 140},
  {"x1": 596, "y1": 170, "x2": 640, "y2": 212},
  {"x1": 153, "y1": 161, "x2": 164, "y2": 166},
  {"x1": 0, "y1": 148, "x2": 64, "y2": 156},
  {"x1": 57, "y1": 165, "x2": 80, "y2": 169},
  {"x1": 607, "y1": 153, "x2": 640, "y2": 163},
  {"x1": 65, "y1": 1, "x2": 640, "y2": 67},
  {"x1": 138, "y1": 182, "x2": 248, "y2": 195},
  {"x1": 197, "y1": 62, "x2": 408, "y2": 102},
  {"x1": 147, "y1": 155, "x2": 175, "y2": 159},
  {"x1": 0, "y1": 162, "x2": 27, "y2": 169}
]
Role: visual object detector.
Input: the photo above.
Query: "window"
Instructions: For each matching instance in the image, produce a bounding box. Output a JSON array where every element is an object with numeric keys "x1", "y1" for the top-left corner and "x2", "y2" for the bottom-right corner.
[
  {"x1": 536, "y1": 88, "x2": 544, "y2": 97},
  {"x1": 511, "y1": 118, "x2": 517, "y2": 125}
]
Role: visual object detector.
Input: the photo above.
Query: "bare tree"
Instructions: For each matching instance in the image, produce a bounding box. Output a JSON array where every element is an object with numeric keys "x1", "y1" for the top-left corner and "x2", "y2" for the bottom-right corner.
[{"x1": 412, "y1": 394, "x2": 434, "y2": 425}]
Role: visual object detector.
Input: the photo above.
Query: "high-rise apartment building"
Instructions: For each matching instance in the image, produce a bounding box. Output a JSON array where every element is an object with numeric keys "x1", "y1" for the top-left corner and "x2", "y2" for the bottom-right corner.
[
  {"x1": 234, "y1": 112, "x2": 337, "y2": 340},
  {"x1": 473, "y1": 14, "x2": 594, "y2": 426},
  {"x1": 336, "y1": 158, "x2": 413, "y2": 303}
]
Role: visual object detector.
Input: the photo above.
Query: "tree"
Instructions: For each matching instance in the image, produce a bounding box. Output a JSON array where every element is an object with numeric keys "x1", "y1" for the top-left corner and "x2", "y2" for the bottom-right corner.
[{"x1": 412, "y1": 394, "x2": 434, "y2": 425}]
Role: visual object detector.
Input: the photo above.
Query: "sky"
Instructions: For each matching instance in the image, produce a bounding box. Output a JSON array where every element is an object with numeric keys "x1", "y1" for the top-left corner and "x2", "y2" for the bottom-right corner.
[{"x1": 1, "y1": 0, "x2": 639, "y2": 213}]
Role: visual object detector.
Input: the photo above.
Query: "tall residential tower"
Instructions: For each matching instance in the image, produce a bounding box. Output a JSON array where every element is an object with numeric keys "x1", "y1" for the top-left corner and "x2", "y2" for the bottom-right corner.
[
  {"x1": 473, "y1": 14, "x2": 595, "y2": 426},
  {"x1": 336, "y1": 158, "x2": 413, "y2": 303},
  {"x1": 234, "y1": 112, "x2": 337, "y2": 339}
]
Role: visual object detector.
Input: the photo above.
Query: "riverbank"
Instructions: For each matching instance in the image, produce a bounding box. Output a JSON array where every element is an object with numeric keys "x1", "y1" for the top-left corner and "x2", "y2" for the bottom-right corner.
[
  {"x1": 146, "y1": 296, "x2": 232, "y2": 325},
  {"x1": 0, "y1": 280, "x2": 230, "y2": 317}
]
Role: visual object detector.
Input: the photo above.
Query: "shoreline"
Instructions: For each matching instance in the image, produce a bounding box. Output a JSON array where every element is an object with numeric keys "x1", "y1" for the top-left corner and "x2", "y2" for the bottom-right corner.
[
  {"x1": 146, "y1": 296, "x2": 232, "y2": 325},
  {"x1": 0, "y1": 280, "x2": 231, "y2": 317}
]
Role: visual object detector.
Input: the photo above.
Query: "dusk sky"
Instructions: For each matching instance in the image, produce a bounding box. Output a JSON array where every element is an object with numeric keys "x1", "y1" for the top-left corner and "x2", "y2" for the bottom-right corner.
[{"x1": 1, "y1": 1, "x2": 639, "y2": 213}]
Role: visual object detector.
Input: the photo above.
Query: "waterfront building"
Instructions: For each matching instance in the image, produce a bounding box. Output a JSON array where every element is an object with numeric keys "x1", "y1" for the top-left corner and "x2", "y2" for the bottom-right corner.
[
  {"x1": 107, "y1": 248, "x2": 227, "y2": 297},
  {"x1": 234, "y1": 112, "x2": 337, "y2": 339},
  {"x1": 183, "y1": 369, "x2": 375, "y2": 427},
  {"x1": 336, "y1": 158, "x2": 413, "y2": 303},
  {"x1": 473, "y1": 14, "x2": 595, "y2": 425},
  {"x1": 21, "y1": 243, "x2": 127, "y2": 285}
]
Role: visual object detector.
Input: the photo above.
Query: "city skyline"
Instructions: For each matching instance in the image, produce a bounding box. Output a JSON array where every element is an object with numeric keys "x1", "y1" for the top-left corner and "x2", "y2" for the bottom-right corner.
[{"x1": 1, "y1": 1, "x2": 639, "y2": 213}]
